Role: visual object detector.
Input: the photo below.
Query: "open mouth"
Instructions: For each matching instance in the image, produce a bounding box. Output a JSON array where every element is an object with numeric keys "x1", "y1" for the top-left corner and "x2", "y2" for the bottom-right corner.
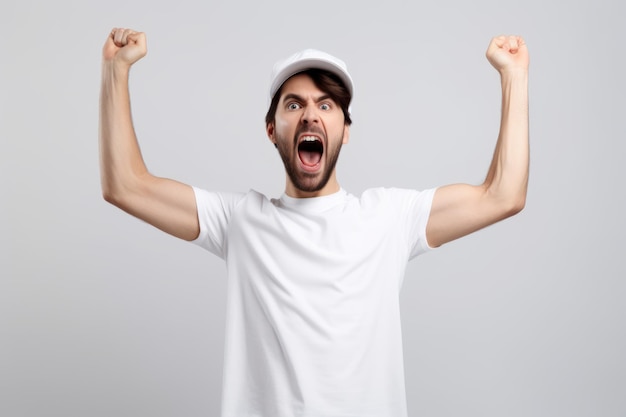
[{"x1": 298, "y1": 136, "x2": 324, "y2": 168}]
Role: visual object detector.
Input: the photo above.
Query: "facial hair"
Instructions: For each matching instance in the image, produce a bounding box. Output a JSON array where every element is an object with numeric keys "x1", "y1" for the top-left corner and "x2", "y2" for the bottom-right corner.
[{"x1": 275, "y1": 128, "x2": 344, "y2": 194}]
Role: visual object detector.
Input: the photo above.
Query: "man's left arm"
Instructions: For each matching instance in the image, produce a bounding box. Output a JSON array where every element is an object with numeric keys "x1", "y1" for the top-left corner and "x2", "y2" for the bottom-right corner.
[{"x1": 426, "y1": 35, "x2": 529, "y2": 248}]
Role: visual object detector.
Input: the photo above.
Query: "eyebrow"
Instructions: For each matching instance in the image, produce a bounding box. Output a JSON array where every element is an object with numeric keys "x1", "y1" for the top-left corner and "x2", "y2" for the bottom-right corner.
[{"x1": 282, "y1": 93, "x2": 332, "y2": 103}]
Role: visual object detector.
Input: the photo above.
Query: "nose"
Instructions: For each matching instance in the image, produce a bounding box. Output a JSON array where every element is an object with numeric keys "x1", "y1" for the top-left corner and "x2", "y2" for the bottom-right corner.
[{"x1": 301, "y1": 103, "x2": 319, "y2": 125}]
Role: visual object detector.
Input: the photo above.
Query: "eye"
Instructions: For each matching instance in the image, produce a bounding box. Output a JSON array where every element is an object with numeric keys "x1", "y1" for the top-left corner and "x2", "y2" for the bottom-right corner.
[
  {"x1": 287, "y1": 102, "x2": 301, "y2": 110},
  {"x1": 320, "y1": 103, "x2": 331, "y2": 111}
]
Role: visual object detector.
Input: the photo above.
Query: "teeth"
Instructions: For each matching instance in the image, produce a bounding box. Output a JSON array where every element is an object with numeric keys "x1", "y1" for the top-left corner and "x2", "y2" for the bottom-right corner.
[{"x1": 302, "y1": 136, "x2": 319, "y2": 142}]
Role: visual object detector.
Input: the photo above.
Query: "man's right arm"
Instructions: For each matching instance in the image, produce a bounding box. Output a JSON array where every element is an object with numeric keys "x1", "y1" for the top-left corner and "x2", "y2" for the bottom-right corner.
[{"x1": 99, "y1": 28, "x2": 199, "y2": 241}]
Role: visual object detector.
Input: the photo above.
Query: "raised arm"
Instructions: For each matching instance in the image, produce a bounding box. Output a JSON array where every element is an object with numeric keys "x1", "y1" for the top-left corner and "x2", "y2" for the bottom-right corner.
[
  {"x1": 99, "y1": 28, "x2": 199, "y2": 241},
  {"x1": 426, "y1": 35, "x2": 529, "y2": 248}
]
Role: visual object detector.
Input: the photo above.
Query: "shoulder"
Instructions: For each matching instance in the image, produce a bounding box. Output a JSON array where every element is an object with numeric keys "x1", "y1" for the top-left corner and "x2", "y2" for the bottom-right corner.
[
  {"x1": 192, "y1": 187, "x2": 249, "y2": 211},
  {"x1": 217, "y1": 189, "x2": 283, "y2": 214},
  {"x1": 360, "y1": 187, "x2": 435, "y2": 206}
]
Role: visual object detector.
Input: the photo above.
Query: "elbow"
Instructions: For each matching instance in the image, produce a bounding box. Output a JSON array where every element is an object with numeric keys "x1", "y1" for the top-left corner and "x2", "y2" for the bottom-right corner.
[
  {"x1": 101, "y1": 173, "x2": 148, "y2": 210},
  {"x1": 100, "y1": 167, "x2": 121, "y2": 205},
  {"x1": 101, "y1": 179, "x2": 128, "y2": 208},
  {"x1": 486, "y1": 181, "x2": 527, "y2": 220},
  {"x1": 100, "y1": 171, "x2": 141, "y2": 208},
  {"x1": 102, "y1": 188, "x2": 117, "y2": 205},
  {"x1": 102, "y1": 187, "x2": 123, "y2": 208},
  {"x1": 502, "y1": 194, "x2": 526, "y2": 218},
  {"x1": 100, "y1": 176, "x2": 116, "y2": 204}
]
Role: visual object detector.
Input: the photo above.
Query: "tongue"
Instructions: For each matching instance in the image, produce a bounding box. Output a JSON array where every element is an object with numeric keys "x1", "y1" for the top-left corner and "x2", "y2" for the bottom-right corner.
[{"x1": 299, "y1": 150, "x2": 322, "y2": 166}]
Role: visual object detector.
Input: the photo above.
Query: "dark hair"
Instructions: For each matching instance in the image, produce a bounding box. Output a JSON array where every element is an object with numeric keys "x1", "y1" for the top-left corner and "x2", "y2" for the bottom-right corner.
[{"x1": 265, "y1": 68, "x2": 352, "y2": 126}]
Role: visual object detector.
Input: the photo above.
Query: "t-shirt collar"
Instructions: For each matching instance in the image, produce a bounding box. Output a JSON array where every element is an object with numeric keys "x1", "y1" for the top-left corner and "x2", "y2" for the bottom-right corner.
[{"x1": 279, "y1": 188, "x2": 347, "y2": 212}]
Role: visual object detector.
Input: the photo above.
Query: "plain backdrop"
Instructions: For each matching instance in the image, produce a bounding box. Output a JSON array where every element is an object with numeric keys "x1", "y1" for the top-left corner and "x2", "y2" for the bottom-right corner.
[{"x1": 1, "y1": 0, "x2": 624, "y2": 416}]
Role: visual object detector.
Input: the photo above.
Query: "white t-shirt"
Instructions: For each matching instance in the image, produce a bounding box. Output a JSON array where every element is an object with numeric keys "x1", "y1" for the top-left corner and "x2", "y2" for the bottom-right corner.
[{"x1": 192, "y1": 187, "x2": 435, "y2": 417}]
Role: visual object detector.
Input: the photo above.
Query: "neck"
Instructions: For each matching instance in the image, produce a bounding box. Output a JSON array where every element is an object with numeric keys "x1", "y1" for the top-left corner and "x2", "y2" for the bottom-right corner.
[{"x1": 285, "y1": 175, "x2": 341, "y2": 198}]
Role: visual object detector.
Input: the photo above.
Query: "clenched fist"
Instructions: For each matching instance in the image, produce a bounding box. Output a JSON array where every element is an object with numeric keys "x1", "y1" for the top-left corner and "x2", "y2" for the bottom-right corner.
[
  {"x1": 102, "y1": 28, "x2": 147, "y2": 67},
  {"x1": 486, "y1": 35, "x2": 529, "y2": 74}
]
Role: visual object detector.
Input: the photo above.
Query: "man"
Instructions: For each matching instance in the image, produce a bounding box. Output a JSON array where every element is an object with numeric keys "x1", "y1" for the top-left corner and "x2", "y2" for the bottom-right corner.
[{"x1": 100, "y1": 28, "x2": 529, "y2": 417}]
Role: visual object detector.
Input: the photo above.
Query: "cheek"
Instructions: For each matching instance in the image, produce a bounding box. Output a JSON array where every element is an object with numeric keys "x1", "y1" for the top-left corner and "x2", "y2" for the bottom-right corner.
[
  {"x1": 276, "y1": 118, "x2": 289, "y2": 129},
  {"x1": 274, "y1": 117, "x2": 293, "y2": 136},
  {"x1": 274, "y1": 115, "x2": 291, "y2": 130}
]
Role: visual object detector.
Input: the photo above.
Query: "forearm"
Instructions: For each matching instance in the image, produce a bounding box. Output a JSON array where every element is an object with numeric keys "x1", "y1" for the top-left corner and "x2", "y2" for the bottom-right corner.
[
  {"x1": 484, "y1": 70, "x2": 529, "y2": 211},
  {"x1": 98, "y1": 61, "x2": 149, "y2": 203}
]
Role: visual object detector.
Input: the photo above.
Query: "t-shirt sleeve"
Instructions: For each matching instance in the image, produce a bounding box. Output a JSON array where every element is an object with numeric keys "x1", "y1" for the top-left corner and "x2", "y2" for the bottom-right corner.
[
  {"x1": 390, "y1": 187, "x2": 437, "y2": 259},
  {"x1": 191, "y1": 186, "x2": 245, "y2": 259}
]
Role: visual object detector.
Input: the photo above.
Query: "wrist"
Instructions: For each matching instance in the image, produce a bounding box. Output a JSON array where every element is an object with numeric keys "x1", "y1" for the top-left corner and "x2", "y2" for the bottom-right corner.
[
  {"x1": 101, "y1": 59, "x2": 132, "y2": 79},
  {"x1": 500, "y1": 69, "x2": 528, "y2": 91},
  {"x1": 499, "y1": 68, "x2": 528, "y2": 80}
]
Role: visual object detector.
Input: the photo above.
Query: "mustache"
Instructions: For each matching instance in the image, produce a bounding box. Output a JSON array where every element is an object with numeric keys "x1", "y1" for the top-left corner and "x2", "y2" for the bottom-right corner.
[{"x1": 293, "y1": 125, "x2": 325, "y2": 143}]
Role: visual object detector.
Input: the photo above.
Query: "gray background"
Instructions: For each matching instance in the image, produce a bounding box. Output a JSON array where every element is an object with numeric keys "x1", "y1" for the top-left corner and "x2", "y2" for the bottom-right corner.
[{"x1": 1, "y1": 0, "x2": 624, "y2": 416}]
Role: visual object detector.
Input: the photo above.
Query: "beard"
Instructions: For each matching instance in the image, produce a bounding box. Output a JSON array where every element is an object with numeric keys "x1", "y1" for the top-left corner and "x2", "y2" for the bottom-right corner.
[{"x1": 275, "y1": 129, "x2": 344, "y2": 194}]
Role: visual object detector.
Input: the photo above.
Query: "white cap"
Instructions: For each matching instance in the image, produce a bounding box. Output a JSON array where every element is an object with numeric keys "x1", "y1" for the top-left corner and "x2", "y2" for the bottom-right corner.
[{"x1": 269, "y1": 49, "x2": 354, "y2": 100}]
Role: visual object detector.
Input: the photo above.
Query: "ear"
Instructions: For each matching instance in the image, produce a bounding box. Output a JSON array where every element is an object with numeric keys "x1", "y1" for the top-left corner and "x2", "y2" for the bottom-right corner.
[
  {"x1": 342, "y1": 124, "x2": 350, "y2": 145},
  {"x1": 266, "y1": 122, "x2": 276, "y2": 146}
]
